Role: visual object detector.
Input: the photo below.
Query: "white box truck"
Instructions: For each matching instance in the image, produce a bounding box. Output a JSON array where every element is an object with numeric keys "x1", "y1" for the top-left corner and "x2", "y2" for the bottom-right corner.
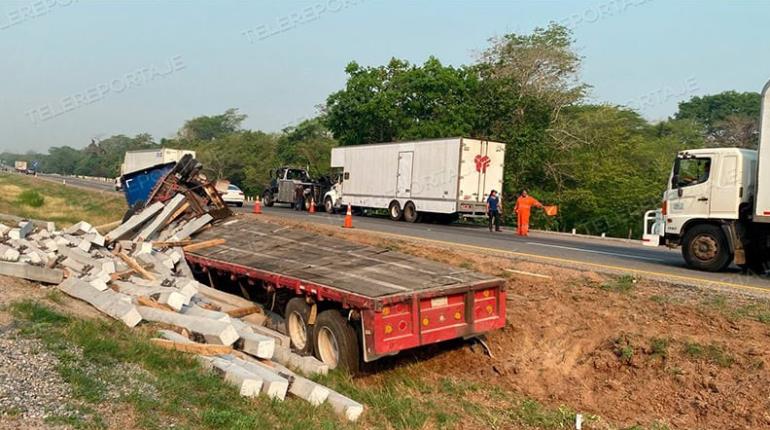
[
  {"x1": 120, "y1": 148, "x2": 196, "y2": 176},
  {"x1": 643, "y1": 78, "x2": 770, "y2": 273},
  {"x1": 323, "y1": 137, "x2": 506, "y2": 223},
  {"x1": 14, "y1": 160, "x2": 28, "y2": 173}
]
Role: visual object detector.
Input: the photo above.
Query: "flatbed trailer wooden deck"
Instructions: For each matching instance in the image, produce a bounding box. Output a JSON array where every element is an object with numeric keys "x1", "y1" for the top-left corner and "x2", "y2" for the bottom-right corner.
[{"x1": 185, "y1": 214, "x2": 506, "y2": 365}]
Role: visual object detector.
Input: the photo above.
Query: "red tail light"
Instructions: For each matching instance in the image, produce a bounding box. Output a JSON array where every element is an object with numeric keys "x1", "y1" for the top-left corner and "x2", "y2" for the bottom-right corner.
[{"x1": 661, "y1": 200, "x2": 667, "y2": 216}]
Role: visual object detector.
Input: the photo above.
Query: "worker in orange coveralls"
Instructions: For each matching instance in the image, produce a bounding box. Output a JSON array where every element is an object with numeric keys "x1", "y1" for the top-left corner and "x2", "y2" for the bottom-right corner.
[{"x1": 514, "y1": 189, "x2": 543, "y2": 236}]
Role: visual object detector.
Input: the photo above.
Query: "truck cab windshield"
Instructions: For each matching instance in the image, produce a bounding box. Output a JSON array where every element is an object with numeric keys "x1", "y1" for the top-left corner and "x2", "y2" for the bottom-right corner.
[
  {"x1": 286, "y1": 169, "x2": 309, "y2": 181},
  {"x1": 674, "y1": 157, "x2": 711, "y2": 188}
]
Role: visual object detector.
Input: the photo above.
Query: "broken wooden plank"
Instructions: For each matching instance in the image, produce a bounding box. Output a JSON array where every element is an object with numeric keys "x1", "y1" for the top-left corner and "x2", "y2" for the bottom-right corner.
[
  {"x1": 151, "y1": 240, "x2": 194, "y2": 248},
  {"x1": 115, "y1": 252, "x2": 156, "y2": 281},
  {"x1": 150, "y1": 338, "x2": 233, "y2": 356},
  {"x1": 225, "y1": 305, "x2": 261, "y2": 318},
  {"x1": 182, "y1": 238, "x2": 225, "y2": 253},
  {"x1": 136, "y1": 296, "x2": 175, "y2": 312}
]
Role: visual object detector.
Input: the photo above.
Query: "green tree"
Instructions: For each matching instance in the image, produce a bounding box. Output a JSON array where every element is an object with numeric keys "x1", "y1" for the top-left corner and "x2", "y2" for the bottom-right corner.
[
  {"x1": 277, "y1": 117, "x2": 338, "y2": 178},
  {"x1": 675, "y1": 91, "x2": 760, "y2": 148},
  {"x1": 178, "y1": 108, "x2": 247, "y2": 141},
  {"x1": 325, "y1": 57, "x2": 479, "y2": 146}
]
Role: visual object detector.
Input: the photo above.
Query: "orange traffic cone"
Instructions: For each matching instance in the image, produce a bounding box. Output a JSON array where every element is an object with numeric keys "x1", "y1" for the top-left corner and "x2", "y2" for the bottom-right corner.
[
  {"x1": 309, "y1": 198, "x2": 316, "y2": 214},
  {"x1": 253, "y1": 198, "x2": 262, "y2": 214},
  {"x1": 343, "y1": 203, "x2": 353, "y2": 228}
]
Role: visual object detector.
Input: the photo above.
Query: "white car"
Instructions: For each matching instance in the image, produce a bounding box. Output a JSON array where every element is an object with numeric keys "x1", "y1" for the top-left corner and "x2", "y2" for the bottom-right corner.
[{"x1": 221, "y1": 184, "x2": 245, "y2": 207}]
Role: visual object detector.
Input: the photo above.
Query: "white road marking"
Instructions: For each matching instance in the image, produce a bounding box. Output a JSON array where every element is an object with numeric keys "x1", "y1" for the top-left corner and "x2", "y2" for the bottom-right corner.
[{"x1": 525, "y1": 242, "x2": 665, "y2": 262}]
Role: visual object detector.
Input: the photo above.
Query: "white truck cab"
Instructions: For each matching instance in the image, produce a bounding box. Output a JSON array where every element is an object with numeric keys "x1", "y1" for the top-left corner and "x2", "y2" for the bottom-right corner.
[{"x1": 644, "y1": 79, "x2": 770, "y2": 273}]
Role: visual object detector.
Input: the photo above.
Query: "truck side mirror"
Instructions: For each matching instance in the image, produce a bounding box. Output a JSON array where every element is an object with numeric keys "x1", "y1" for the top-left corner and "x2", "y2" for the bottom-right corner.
[{"x1": 671, "y1": 174, "x2": 679, "y2": 189}]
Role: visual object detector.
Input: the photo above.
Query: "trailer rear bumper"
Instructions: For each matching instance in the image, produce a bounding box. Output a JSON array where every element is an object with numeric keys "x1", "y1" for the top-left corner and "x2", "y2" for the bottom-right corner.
[{"x1": 362, "y1": 280, "x2": 506, "y2": 362}]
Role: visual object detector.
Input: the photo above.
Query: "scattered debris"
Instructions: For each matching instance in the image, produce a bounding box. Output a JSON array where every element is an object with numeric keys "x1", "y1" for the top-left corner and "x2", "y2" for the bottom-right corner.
[{"x1": 0, "y1": 176, "x2": 361, "y2": 421}]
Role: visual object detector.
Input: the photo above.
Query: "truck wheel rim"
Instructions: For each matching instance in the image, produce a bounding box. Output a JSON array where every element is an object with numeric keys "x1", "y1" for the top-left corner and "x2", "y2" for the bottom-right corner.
[
  {"x1": 390, "y1": 205, "x2": 399, "y2": 218},
  {"x1": 288, "y1": 311, "x2": 307, "y2": 349},
  {"x1": 692, "y1": 235, "x2": 718, "y2": 262},
  {"x1": 317, "y1": 326, "x2": 339, "y2": 368}
]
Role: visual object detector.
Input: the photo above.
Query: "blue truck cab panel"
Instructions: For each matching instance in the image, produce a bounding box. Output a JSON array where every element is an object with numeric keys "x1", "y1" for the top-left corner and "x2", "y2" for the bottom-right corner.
[{"x1": 120, "y1": 162, "x2": 175, "y2": 208}]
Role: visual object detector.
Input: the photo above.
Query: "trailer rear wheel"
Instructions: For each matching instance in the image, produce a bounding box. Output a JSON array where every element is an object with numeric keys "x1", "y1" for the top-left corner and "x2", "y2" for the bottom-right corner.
[
  {"x1": 388, "y1": 201, "x2": 403, "y2": 221},
  {"x1": 682, "y1": 224, "x2": 732, "y2": 272},
  {"x1": 313, "y1": 310, "x2": 360, "y2": 373},
  {"x1": 285, "y1": 298, "x2": 313, "y2": 355},
  {"x1": 403, "y1": 202, "x2": 420, "y2": 223}
]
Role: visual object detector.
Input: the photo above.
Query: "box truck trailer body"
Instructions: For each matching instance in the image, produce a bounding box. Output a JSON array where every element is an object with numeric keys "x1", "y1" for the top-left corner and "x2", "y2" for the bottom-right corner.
[
  {"x1": 120, "y1": 149, "x2": 196, "y2": 176},
  {"x1": 327, "y1": 138, "x2": 505, "y2": 222}
]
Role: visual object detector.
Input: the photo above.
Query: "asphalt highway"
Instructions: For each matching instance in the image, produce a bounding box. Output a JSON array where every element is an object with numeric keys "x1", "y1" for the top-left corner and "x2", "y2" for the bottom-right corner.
[{"x1": 37, "y1": 172, "x2": 770, "y2": 293}]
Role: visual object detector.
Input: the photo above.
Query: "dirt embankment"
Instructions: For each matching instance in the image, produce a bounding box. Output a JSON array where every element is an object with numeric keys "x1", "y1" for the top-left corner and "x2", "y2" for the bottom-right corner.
[{"x1": 267, "y1": 215, "x2": 770, "y2": 430}]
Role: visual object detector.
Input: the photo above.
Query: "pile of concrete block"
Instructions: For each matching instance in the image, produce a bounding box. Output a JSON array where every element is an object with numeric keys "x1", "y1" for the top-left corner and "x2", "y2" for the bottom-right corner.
[{"x1": 0, "y1": 200, "x2": 363, "y2": 422}]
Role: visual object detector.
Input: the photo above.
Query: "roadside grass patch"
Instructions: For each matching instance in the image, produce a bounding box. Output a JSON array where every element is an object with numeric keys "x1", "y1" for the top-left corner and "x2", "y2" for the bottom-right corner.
[
  {"x1": 0, "y1": 173, "x2": 125, "y2": 227},
  {"x1": 314, "y1": 363, "x2": 580, "y2": 429},
  {"x1": 16, "y1": 189, "x2": 45, "y2": 207},
  {"x1": 682, "y1": 341, "x2": 735, "y2": 368},
  {"x1": 10, "y1": 300, "x2": 348, "y2": 430},
  {"x1": 700, "y1": 293, "x2": 770, "y2": 325},
  {"x1": 600, "y1": 275, "x2": 636, "y2": 294},
  {"x1": 649, "y1": 338, "x2": 669, "y2": 359}
]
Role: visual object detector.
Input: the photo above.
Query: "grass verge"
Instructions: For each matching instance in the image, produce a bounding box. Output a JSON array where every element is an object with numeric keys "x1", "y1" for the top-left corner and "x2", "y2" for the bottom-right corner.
[
  {"x1": 9, "y1": 299, "x2": 589, "y2": 430},
  {"x1": 0, "y1": 173, "x2": 125, "y2": 227}
]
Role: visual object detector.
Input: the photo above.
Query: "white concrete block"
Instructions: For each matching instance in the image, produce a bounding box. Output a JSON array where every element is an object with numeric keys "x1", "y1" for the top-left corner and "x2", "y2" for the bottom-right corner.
[
  {"x1": 58, "y1": 278, "x2": 141, "y2": 327},
  {"x1": 238, "y1": 332, "x2": 275, "y2": 359},
  {"x1": 210, "y1": 357, "x2": 263, "y2": 398},
  {"x1": 138, "y1": 306, "x2": 239, "y2": 346},
  {"x1": 327, "y1": 390, "x2": 364, "y2": 422},
  {"x1": 290, "y1": 376, "x2": 330, "y2": 406},
  {"x1": 220, "y1": 355, "x2": 289, "y2": 400}
]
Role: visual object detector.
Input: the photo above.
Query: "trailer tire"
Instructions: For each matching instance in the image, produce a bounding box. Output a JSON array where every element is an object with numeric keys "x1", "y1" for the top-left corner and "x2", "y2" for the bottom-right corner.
[
  {"x1": 261, "y1": 191, "x2": 274, "y2": 207},
  {"x1": 682, "y1": 224, "x2": 732, "y2": 272},
  {"x1": 388, "y1": 201, "x2": 403, "y2": 221},
  {"x1": 313, "y1": 310, "x2": 360, "y2": 373},
  {"x1": 285, "y1": 298, "x2": 313, "y2": 355},
  {"x1": 403, "y1": 202, "x2": 419, "y2": 223},
  {"x1": 324, "y1": 196, "x2": 335, "y2": 214}
]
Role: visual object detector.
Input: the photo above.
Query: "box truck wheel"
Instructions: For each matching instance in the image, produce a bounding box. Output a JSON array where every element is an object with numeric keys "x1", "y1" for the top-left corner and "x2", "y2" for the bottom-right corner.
[
  {"x1": 388, "y1": 201, "x2": 403, "y2": 221},
  {"x1": 324, "y1": 196, "x2": 335, "y2": 214},
  {"x1": 313, "y1": 310, "x2": 360, "y2": 373},
  {"x1": 285, "y1": 297, "x2": 313, "y2": 355},
  {"x1": 403, "y1": 202, "x2": 420, "y2": 223},
  {"x1": 261, "y1": 191, "x2": 274, "y2": 207},
  {"x1": 682, "y1": 224, "x2": 732, "y2": 272}
]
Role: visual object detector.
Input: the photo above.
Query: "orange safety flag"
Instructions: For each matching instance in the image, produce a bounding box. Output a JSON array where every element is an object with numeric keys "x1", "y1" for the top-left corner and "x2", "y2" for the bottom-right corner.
[{"x1": 544, "y1": 205, "x2": 558, "y2": 217}]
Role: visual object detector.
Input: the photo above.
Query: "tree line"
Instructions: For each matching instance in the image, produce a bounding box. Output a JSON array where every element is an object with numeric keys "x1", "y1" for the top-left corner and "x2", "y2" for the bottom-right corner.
[{"x1": 4, "y1": 24, "x2": 760, "y2": 237}]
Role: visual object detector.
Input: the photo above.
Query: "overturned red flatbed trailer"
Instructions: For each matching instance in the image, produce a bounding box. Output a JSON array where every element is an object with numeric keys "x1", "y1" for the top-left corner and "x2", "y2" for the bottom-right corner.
[{"x1": 185, "y1": 214, "x2": 506, "y2": 371}]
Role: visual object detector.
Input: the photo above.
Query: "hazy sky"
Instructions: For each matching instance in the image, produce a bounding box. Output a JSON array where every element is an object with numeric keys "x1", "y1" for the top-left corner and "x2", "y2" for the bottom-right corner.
[{"x1": 2, "y1": 0, "x2": 769, "y2": 153}]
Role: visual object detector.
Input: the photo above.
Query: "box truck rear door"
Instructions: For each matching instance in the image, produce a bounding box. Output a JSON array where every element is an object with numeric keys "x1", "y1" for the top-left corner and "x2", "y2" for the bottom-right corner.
[{"x1": 397, "y1": 151, "x2": 414, "y2": 198}]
